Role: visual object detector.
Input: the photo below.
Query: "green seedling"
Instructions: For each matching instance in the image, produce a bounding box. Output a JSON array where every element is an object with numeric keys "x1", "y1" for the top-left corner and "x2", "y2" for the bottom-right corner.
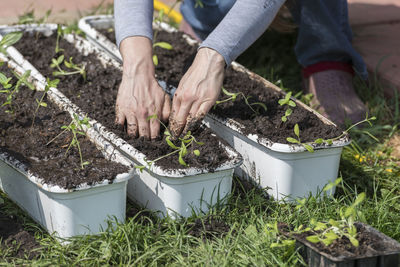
[
  {"x1": 312, "y1": 114, "x2": 377, "y2": 146},
  {"x1": 18, "y1": 9, "x2": 52, "y2": 25},
  {"x1": 302, "y1": 192, "x2": 366, "y2": 247},
  {"x1": 0, "y1": 31, "x2": 23, "y2": 55},
  {"x1": 54, "y1": 24, "x2": 85, "y2": 54},
  {"x1": 31, "y1": 78, "x2": 60, "y2": 127},
  {"x1": 278, "y1": 91, "x2": 296, "y2": 122},
  {"x1": 287, "y1": 114, "x2": 376, "y2": 153},
  {"x1": 286, "y1": 123, "x2": 314, "y2": 152},
  {"x1": 0, "y1": 70, "x2": 34, "y2": 114},
  {"x1": 267, "y1": 221, "x2": 296, "y2": 252},
  {"x1": 215, "y1": 87, "x2": 267, "y2": 115},
  {"x1": 51, "y1": 55, "x2": 87, "y2": 81},
  {"x1": 152, "y1": 10, "x2": 173, "y2": 66},
  {"x1": 135, "y1": 114, "x2": 203, "y2": 172},
  {"x1": 46, "y1": 114, "x2": 91, "y2": 169}
]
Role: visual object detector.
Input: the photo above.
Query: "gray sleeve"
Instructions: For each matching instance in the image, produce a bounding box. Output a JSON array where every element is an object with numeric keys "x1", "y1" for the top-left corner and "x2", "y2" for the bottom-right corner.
[
  {"x1": 114, "y1": 0, "x2": 153, "y2": 48},
  {"x1": 200, "y1": 0, "x2": 286, "y2": 66}
]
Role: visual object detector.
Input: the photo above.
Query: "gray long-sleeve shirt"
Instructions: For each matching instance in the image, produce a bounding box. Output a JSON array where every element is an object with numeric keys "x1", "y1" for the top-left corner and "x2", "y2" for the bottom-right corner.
[{"x1": 114, "y1": 0, "x2": 286, "y2": 66}]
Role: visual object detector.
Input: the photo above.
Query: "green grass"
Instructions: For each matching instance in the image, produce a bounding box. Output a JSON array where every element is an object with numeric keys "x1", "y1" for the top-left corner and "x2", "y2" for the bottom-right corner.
[{"x1": 1, "y1": 12, "x2": 400, "y2": 266}]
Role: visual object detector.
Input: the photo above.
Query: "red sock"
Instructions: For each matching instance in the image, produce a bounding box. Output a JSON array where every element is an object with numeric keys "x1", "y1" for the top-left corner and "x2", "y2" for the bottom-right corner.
[{"x1": 302, "y1": 61, "x2": 355, "y2": 78}]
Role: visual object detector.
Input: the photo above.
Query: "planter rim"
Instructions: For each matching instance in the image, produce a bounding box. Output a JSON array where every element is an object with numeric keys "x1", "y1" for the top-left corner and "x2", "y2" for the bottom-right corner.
[
  {"x1": 0, "y1": 24, "x2": 243, "y2": 178},
  {"x1": 78, "y1": 15, "x2": 351, "y2": 154},
  {"x1": 0, "y1": 54, "x2": 133, "y2": 193},
  {"x1": 284, "y1": 222, "x2": 400, "y2": 262}
]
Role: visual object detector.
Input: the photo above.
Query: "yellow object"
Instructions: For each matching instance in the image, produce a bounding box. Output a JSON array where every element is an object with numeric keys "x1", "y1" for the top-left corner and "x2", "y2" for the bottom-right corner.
[{"x1": 154, "y1": 0, "x2": 183, "y2": 24}]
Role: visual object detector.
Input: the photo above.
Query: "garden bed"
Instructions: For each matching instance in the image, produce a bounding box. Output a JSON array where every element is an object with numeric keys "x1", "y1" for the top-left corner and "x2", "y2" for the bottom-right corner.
[{"x1": 0, "y1": 54, "x2": 133, "y2": 238}]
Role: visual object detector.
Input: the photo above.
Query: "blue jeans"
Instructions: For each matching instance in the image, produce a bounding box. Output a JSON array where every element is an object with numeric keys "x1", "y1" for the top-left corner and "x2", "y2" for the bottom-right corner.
[{"x1": 180, "y1": 0, "x2": 367, "y2": 79}]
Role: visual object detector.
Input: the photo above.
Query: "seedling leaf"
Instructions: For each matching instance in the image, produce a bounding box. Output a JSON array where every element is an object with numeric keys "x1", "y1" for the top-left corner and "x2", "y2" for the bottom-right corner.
[
  {"x1": 303, "y1": 144, "x2": 314, "y2": 153},
  {"x1": 294, "y1": 124, "x2": 300, "y2": 138},
  {"x1": 166, "y1": 136, "x2": 179, "y2": 149},
  {"x1": 286, "y1": 137, "x2": 299, "y2": 144},
  {"x1": 306, "y1": 235, "x2": 320, "y2": 243},
  {"x1": 153, "y1": 42, "x2": 173, "y2": 50},
  {"x1": 193, "y1": 149, "x2": 200, "y2": 156}
]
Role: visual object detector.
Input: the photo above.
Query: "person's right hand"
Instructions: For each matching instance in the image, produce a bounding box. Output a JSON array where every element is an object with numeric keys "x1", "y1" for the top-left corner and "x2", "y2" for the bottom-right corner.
[{"x1": 115, "y1": 36, "x2": 171, "y2": 139}]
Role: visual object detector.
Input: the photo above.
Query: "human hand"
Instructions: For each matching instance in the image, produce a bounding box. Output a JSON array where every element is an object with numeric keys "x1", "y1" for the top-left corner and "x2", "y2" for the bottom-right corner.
[
  {"x1": 169, "y1": 47, "x2": 225, "y2": 137},
  {"x1": 115, "y1": 37, "x2": 171, "y2": 139}
]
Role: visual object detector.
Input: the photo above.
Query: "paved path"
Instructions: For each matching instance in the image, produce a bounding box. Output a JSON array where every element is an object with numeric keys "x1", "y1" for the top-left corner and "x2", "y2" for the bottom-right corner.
[
  {"x1": 349, "y1": 0, "x2": 400, "y2": 97},
  {"x1": 1, "y1": 0, "x2": 399, "y2": 96}
]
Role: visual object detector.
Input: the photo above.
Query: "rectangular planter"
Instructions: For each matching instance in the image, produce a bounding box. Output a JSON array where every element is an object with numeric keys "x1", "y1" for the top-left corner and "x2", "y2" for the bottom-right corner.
[
  {"x1": 291, "y1": 222, "x2": 400, "y2": 267},
  {"x1": 0, "y1": 24, "x2": 243, "y2": 218},
  {"x1": 0, "y1": 54, "x2": 134, "y2": 239},
  {"x1": 78, "y1": 15, "x2": 350, "y2": 200}
]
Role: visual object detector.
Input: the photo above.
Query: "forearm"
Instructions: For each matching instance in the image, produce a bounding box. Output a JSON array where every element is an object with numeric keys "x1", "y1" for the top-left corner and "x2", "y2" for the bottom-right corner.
[
  {"x1": 114, "y1": 0, "x2": 154, "y2": 48},
  {"x1": 200, "y1": 0, "x2": 286, "y2": 66}
]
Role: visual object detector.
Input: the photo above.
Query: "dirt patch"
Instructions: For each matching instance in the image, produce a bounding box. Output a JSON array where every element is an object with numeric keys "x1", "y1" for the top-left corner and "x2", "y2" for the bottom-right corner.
[
  {"x1": 187, "y1": 215, "x2": 231, "y2": 241},
  {"x1": 0, "y1": 62, "x2": 128, "y2": 189},
  {"x1": 13, "y1": 31, "x2": 232, "y2": 171},
  {"x1": 0, "y1": 208, "x2": 40, "y2": 259}
]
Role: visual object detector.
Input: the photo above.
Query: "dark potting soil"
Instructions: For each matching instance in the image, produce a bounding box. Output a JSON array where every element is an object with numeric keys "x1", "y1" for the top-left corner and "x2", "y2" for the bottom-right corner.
[
  {"x1": 187, "y1": 215, "x2": 231, "y2": 241},
  {"x1": 99, "y1": 28, "x2": 343, "y2": 143},
  {"x1": 0, "y1": 208, "x2": 40, "y2": 259},
  {"x1": 278, "y1": 222, "x2": 398, "y2": 259},
  {"x1": 13, "y1": 32, "x2": 231, "y2": 171},
  {"x1": 0, "y1": 64, "x2": 128, "y2": 189}
]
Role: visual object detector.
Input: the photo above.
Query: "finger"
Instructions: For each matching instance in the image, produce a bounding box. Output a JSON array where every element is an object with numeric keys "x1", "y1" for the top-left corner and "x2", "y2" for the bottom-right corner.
[
  {"x1": 181, "y1": 101, "x2": 202, "y2": 135},
  {"x1": 170, "y1": 92, "x2": 181, "y2": 122},
  {"x1": 161, "y1": 94, "x2": 171, "y2": 122},
  {"x1": 126, "y1": 115, "x2": 139, "y2": 138},
  {"x1": 170, "y1": 101, "x2": 193, "y2": 137},
  {"x1": 137, "y1": 114, "x2": 150, "y2": 140},
  {"x1": 196, "y1": 101, "x2": 211, "y2": 121},
  {"x1": 150, "y1": 111, "x2": 161, "y2": 140},
  {"x1": 115, "y1": 104, "x2": 126, "y2": 126}
]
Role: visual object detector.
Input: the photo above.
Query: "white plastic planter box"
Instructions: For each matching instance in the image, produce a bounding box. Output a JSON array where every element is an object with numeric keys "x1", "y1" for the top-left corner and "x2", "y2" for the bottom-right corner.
[
  {"x1": 78, "y1": 15, "x2": 351, "y2": 200},
  {"x1": 0, "y1": 54, "x2": 134, "y2": 239},
  {"x1": 0, "y1": 24, "x2": 243, "y2": 218}
]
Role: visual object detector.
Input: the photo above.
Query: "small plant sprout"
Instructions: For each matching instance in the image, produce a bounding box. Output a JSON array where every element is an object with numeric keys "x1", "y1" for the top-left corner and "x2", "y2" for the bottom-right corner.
[
  {"x1": 0, "y1": 70, "x2": 34, "y2": 114},
  {"x1": 278, "y1": 91, "x2": 296, "y2": 122},
  {"x1": 18, "y1": 8, "x2": 52, "y2": 25},
  {"x1": 152, "y1": 10, "x2": 173, "y2": 66},
  {"x1": 31, "y1": 78, "x2": 60, "y2": 127},
  {"x1": 51, "y1": 55, "x2": 87, "y2": 81},
  {"x1": 54, "y1": 24, "x2": 85, "y2": 54},
  {"x1": 313, "y1": 114, "x2": 377, "y2": 146},
  {"x1": 302, "y1": 192, "x2": 366, "y2": 247},
  {"x1": 46, "y1": 114, "x2": 91, "y2": 169},
  {"x1": 0, "y1": 31, "x2": 23, "y2": 55},
  {"x1": 286, "y1": 123, "x2": 314, "y2": 152},
  {"x1": 215, "y1": 87, "x2": 267, "y2": 115},
  {"x1": 267, "y1": 221, "x2": 296, "y2": 251},
  {"x1": 287, "y1": 114, "x2": 376, "y2": 153},
  {"x1": 134, "y1": 114, "x2": 203, "y2": 172}
]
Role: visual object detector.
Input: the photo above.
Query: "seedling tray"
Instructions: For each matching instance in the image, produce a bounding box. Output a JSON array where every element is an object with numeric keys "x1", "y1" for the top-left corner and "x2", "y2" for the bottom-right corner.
[
  {"x1": 0, "y1": 54, "x2": 134, "y2": 239},
  {"x1": 78, "y1": 15, "x2": 351, "y2": 200},
  {"x1": 289, "y1": 222, "x2": 400, "y2": 267},
  {"x1": 0, "y1": 24, "x2": 242, "y2": 218}
]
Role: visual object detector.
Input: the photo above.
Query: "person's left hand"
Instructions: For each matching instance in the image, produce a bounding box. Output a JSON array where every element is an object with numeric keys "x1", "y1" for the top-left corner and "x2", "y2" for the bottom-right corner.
[{"x1": 169, "y1": 47, "x2": 225, "y2": 137}]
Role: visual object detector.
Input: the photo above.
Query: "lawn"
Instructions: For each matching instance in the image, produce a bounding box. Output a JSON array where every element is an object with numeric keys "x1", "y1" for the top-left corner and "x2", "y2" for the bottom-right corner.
[{"x1": 0, "y1": 7, "x2": 399, "y2": 266}]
